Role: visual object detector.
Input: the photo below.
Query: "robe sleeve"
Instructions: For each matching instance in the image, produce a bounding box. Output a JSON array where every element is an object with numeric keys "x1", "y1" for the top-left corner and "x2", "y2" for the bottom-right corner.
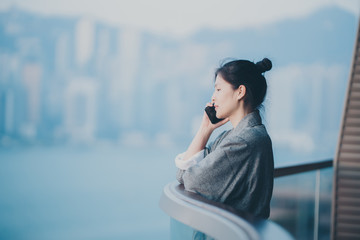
[
  {"x1": 177, "y1": 139, "x2": 251, "y2": 203},
  {"x1": 176, "y1": 130, "x2": 228, "y2": 184},
  {"x1": 175, "y1": 150, "x2": 205, "y2": 170},
  {"x1": 176, "y1": 149, "x2": 207, "y2": 184}
]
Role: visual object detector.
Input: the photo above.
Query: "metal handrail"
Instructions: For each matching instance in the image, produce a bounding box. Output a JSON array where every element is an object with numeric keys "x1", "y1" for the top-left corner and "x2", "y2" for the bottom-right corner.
[
  {"x1": 159, "y1": 182, "x2": 294, "y2": 240},
  {"x1": 274, "y1": 159, "x2": 333, "y2": 178}
]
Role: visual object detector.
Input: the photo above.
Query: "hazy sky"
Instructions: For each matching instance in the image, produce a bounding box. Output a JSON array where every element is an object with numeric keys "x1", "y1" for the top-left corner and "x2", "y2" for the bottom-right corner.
[{"x1": 0, "y1": 0, "x2": 358, "y2": 36}]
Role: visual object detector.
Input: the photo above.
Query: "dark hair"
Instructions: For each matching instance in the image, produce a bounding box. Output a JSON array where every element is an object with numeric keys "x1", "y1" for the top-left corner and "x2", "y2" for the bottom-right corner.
[{"x1": 215, "y1": 58, "x2": 272, "y2": 109}]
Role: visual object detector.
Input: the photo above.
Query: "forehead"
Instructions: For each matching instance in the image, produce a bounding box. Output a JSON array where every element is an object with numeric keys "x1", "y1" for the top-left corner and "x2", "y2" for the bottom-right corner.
[{"x1": 214, "y1": 74, "x2": 228, "y2": 86}]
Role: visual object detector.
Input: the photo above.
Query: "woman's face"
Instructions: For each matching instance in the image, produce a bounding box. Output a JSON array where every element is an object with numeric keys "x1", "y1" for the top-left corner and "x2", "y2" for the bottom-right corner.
[{"x1": 212, "y1": 74, "x2": 240, "y2": 119}]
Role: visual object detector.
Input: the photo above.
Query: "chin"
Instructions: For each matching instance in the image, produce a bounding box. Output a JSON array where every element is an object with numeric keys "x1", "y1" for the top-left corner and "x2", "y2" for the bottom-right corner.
[
  {"x1": 217, "y1": 111, "x2": 229, "y2": 120},
  {"x1": 216, "y1": 112, "x2": 224, "y2": 119}
]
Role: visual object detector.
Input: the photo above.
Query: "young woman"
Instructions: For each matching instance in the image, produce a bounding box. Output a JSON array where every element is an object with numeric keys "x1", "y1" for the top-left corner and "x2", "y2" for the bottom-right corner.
[{"x1": 176, "y1": 58, "x2": 274, "y2": 220}]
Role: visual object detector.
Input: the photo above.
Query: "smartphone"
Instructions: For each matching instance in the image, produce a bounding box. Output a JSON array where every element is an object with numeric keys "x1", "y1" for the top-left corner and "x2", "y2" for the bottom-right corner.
[{"x1": 205, "y1": 104, "x2": 224, "y2": 124}]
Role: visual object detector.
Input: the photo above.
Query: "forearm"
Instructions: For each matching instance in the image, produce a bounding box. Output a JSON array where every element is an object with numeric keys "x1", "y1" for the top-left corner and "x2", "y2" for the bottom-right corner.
[
  {"x1": 181, "y1": 105, "x2": 229, "y2": 162},
  {"x1": 182, "y1": 127, "x2": 212, "y2": 161}
]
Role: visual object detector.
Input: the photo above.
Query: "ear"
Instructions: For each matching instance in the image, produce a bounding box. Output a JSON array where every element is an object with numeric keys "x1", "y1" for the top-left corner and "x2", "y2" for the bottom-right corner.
[{"x1": 237, "y1": 85, "x2": 246, "y2": 100}]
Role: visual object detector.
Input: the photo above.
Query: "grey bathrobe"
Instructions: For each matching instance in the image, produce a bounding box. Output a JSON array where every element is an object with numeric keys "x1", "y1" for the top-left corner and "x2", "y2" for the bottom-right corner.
[{"x1": 176, "y1": 110, "x2": 274, "y2": 219}]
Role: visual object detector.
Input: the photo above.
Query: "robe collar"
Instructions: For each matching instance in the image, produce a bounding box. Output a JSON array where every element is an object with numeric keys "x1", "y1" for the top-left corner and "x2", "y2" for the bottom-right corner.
[{"x1": 231, "y1": 110, "x2": 262, "y2": 134}]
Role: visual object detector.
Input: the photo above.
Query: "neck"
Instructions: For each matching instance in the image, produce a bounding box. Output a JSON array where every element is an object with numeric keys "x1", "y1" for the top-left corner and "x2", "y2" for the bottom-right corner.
[{"x1": 229, "y1": 104, "x2": 253, "y2": 128}]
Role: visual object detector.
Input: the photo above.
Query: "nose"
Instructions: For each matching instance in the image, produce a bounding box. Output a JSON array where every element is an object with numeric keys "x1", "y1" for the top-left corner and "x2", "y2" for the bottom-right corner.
[{"x1": 211, "y1": 93, "x2": 215, "y2": 103}]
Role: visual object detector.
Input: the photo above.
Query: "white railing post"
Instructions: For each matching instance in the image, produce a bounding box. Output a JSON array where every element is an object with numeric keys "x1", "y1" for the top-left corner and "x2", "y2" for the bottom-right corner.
[{"x1": 314, "y1": 170, "x2": 321, "y2": 240}]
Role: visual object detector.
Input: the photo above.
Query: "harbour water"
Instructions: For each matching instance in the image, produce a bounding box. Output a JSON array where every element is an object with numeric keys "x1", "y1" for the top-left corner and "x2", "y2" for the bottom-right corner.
[{"x1": 0, "y1": 144, "x2": 180, "y2": 240}]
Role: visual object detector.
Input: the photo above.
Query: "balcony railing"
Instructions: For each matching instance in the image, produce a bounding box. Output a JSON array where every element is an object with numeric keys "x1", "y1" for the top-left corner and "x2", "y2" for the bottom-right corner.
[
  {"x1": 271, "y1": 159, "x2": 333, "y2": 240},
  {"x1": 159, "y1": 159, "x2": 333, "y2": 240}
]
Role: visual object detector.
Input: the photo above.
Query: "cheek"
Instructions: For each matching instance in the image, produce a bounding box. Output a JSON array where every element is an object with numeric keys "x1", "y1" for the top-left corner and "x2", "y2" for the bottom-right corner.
[
  {"x1": 217, "y1": 92, "x2": 226, "y2": 102},
  {"x1": 216, "y1": 99, "x2": 229, "y2": 116},
  {"x1": 218, "y1": 94, "x2": 237, "y2": 117}
]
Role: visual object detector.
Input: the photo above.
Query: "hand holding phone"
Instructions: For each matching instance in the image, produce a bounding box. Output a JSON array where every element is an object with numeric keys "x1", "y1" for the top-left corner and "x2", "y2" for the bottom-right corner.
[{"x1": 205, "y1": 103, "x2": 224, "y2": 124}]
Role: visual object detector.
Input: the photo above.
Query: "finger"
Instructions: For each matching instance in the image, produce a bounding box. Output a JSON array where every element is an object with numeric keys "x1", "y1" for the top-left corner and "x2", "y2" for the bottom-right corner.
[{"x1": 205, "y1": 102, "x2": 213, "y2": 107}]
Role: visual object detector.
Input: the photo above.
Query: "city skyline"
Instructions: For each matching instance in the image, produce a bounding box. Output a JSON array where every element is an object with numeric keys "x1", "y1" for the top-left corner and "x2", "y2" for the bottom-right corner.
[{"x1": 0, "y1": 6, "x2": 357, "y2": 161}]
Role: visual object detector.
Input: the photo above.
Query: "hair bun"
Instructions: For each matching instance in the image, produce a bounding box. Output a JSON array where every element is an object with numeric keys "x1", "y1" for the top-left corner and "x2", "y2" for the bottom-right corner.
[{"x1": 255, "y1": 58, "x2": 272, "y2": 73}]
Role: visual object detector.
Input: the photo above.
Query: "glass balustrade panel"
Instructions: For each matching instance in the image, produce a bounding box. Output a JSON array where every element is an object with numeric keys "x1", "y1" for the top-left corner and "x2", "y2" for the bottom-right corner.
[{"x1": 270, "y1": 168, "x2": 332, "y2": 240}]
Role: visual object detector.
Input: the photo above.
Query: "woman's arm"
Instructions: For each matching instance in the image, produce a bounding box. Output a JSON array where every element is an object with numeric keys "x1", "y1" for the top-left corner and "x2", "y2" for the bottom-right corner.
[
  {"x1": 182, "y1": 103, "x2": 229, "y2": 162},
  {"x1": 182, "y1": 140, "x2": 250, "y2": 202}
]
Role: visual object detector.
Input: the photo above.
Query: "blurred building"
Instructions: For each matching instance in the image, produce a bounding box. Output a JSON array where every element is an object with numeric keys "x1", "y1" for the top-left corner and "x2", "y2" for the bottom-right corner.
[
  {"x1": 21, "y1": 62, "x2": 42, "y2": 139},
  {"x1": 0, "y1": 6, "x2": 356, "y2": 154},
  {"x1": 65, "y1": 77, "x2": 97, "y2": 143}
]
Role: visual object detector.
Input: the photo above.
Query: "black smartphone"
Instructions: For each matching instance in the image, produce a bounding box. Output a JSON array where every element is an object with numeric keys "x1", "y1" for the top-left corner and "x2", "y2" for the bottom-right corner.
[{"x1": 205, "y1": 104, "x2": 224, "y2": 124}]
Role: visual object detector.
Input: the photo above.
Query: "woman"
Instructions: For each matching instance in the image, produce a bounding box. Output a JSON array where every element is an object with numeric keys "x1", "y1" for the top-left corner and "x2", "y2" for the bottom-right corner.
[{"x1": 176, "y1": 58, "x2": 274, "y2": 220}]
